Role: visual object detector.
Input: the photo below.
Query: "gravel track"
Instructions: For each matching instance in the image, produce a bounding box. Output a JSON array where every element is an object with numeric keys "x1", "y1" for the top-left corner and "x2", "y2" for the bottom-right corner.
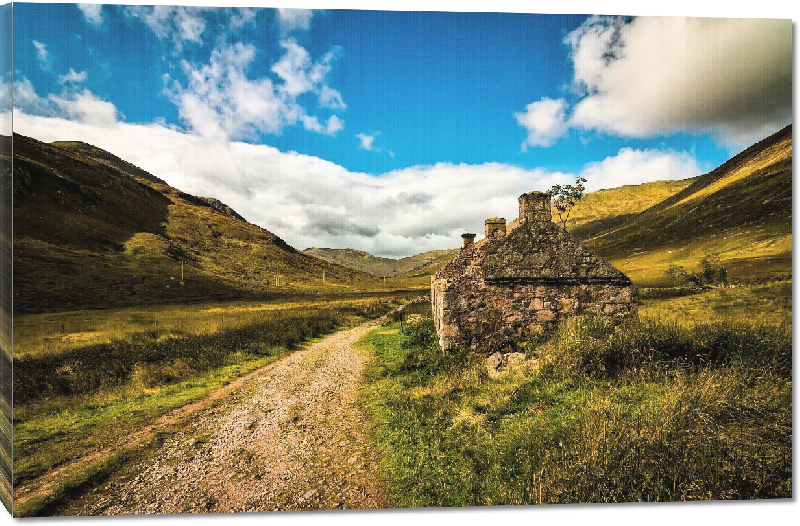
[{"x1": 73, "y1": 320, "x2": 386, "y2": 515}]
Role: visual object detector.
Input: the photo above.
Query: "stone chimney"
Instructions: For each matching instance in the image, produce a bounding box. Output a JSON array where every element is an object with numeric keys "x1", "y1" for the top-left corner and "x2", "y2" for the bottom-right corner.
[
  {"x1": 484, "y1": 217, "x2": 506, "y2": 239},
  {"x1": 519, "y1": 191, "x2": 552, "y2": 223},
  {"x1": 461, "y1": 233, "x2": 476, "y2": 250}
]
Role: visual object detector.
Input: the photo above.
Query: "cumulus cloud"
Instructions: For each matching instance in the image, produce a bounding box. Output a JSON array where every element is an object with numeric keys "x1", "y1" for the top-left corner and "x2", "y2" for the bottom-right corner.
[
  {"x1": 356, "y1": 133, "x2": 376, "y2": 151},
  {"x1": 356, "y1": 132, "x2": 394, "y2": 158},
  {"x1": 77, "y1": 4, "x2": 103, "y2": 27},
  {"x1": 3, "y1": 76, "x2": 119, "y2": 126},
  {"x1": 49, "y1": 90, "x2": 119, "y2": 126},
  {"x1": 230, "y1": 7, "x2": 257, "y2": 29},
  {"x1": 123, "y1": 5, "x2": 207, "y2": 49},
  {"x1": 517, "y1": 16, "x2": 792, "y2": 149},
  {"x1": 32, "y1": 40, "x2": 49, "y2": 66},
  {"x1": 514, "y1": 97, "x2": 569, "y2": 150},
  {"x1": 579, "y1": 147, "x2": 703, "y2": 191},
  {"x1": 301, "y1": 114, "x2": 344, "y2": 136},
  {"x1": 167, "y1": 39, "x2": 345, "y2": 140},
  {"x1": 58, "y1": 68, "x2": 88, "y2": 85},
  {"x1": 9, "y1": 106, "x2": 703, "y2": 257},
  {"x1": 276, "y1": 8, "x2": 314, "y2": 34}
]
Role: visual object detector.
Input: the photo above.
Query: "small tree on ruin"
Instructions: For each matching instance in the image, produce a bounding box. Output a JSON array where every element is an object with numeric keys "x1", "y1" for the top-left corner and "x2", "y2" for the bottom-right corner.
[{"x1": 549, "y1": 176, "x2": 587, "y2": 231}]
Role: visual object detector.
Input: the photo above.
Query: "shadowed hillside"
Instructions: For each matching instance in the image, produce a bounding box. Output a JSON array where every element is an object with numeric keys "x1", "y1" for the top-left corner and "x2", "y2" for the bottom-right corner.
[{"x1": 8, "y1": 134, "x2": 383, "y2": 314}]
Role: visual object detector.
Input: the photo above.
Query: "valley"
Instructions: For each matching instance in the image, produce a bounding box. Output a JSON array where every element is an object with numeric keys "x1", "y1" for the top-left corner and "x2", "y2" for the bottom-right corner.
[{"x1": 3, "y1": 124, "x2": 792, "y2": 515}]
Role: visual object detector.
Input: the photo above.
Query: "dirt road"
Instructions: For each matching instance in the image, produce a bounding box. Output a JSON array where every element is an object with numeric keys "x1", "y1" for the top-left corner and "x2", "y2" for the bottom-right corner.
[{"x1": 71, "y1": 319, "x2": 386, "y2": 515}]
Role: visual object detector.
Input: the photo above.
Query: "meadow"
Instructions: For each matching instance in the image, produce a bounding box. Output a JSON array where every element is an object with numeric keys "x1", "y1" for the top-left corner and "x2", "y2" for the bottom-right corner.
[{"x1": 359, "y1": 282, "x2": 792, "y2": 506}]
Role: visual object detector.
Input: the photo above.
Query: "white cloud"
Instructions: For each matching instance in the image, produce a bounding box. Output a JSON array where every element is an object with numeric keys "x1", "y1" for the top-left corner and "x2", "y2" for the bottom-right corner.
[
  {"x1": 356, "y1": 132, "x2": 396, "y2": 158},
  {"x1": 123, "y1": 5, "x2": 207, "y2": 50},
  {"x1": 49, "y1": 90, "x2": 120, "y2": 126},
  {"x1": 579, "y1": 147, "x2": 703, "y2": 191},
  {"x1": 0, "y1": 79, "x2": 7, "y2": 109},
  {"x1": 77, "y1": 4, "x2": 103, "y2": 27},
  {"x1": 168, "y1": 39, "x2": 345, "y2": 140},
  {"x1": 325, "y1": 115, "x2": 344, "y2": 135},
  {"x1": 0, "y1": 81, "x2": 9, "y2": 135},
  {"x1": 58, "y1": 68, "x2": 88, "y2": 85},
  {"x1": 569, "y1": 16, "x2": 792, "y2": 147},
  {"x1": 6, "y1": 110, "x2": 518, "y2": 256},
  {"x1": 514, "y1": 97, "x2": 569, "y2": 150},
  {"x1": 230, "y1": 7, "x2": 257, "y2": 29},
  {"x1": 32, "y1": 40, "x2": 49, "y2": 65},
  {"x1": 356, "y1": 133, "x2": 376, "y2": 151},
  {"x1": 517, "y1": 16, "x2": 792, "y2": 149},
  {"x1": 4, "y1": 77, "x2": 119, "y2": 127},
  {"x1": 301, "y1": 114, "x2": 344, "y2": 136},
  {"x1": 276, "y1": 8, "x2": 314, "y2": 34},
  {"x1": 9, "y1": 106, "x2": 702, "y2": 258},
  {"x1": 319, "y1": 84, "x2": 346, "y2": 110}
]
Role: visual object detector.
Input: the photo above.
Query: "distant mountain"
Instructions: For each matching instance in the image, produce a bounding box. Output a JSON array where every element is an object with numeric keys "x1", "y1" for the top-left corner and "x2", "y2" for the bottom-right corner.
[
  {"x1": 303, "y1": 247, "x2": 458, "y2": 278},
  {"x1": 8, "y1": 134, "x2": 382, "y2": 314}
]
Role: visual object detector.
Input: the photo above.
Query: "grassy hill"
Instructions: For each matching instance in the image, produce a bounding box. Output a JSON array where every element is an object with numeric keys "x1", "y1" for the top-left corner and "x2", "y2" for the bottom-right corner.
[
  {"x1": 565, "y1": 179, "x2": 694, "y2": 240},
  {"x1": 7, "y1": 134, "x2": 384, "y2": 314},
  {"x1": 579, "y1": 125, "x2": 792, "y2": 286}
]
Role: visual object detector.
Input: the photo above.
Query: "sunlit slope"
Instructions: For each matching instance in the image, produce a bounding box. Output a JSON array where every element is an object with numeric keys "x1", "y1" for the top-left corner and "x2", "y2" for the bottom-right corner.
[
  {"x1": 566, "y1": 179, "x2": 694, "y2": 240},
  {"x1": 581, "y1": 125, "x2": 792, "y2": 284},
  {"x1": 9, "y1": 134, "x2": 380, "y2": 313}
]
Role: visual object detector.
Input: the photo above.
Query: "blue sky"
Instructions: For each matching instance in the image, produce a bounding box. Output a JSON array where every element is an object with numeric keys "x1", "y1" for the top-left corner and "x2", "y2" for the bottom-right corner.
[{"x1": 4, "y1": 1, "x2": 794, "y2": 257}]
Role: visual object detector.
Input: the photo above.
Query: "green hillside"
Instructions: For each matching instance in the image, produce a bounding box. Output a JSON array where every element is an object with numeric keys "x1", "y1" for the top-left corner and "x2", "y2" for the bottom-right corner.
[
  {"x1": 7, "y1": 134, "x2": 383, "y2": 314},
  {"x1": 580, "y1": 125, "x2": 792, "y2": 285}
]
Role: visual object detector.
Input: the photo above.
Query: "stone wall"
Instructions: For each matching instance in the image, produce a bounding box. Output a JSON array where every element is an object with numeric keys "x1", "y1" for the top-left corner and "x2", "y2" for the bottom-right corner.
[
  {"x1": 432, "y1": 192, "x2": 637, "y2": 354},
  {"x1": 432, "y1": 274, "x2": 636, "y2": 353}
]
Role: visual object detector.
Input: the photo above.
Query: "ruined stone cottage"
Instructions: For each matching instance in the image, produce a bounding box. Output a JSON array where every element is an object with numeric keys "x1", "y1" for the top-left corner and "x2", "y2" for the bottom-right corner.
[{"x1": 431, "y1": 191, "x2": 637, "y2": 353}]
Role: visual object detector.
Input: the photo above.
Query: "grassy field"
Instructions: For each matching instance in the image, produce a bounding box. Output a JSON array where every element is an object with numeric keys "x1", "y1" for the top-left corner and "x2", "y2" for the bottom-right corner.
[
  {"x1": 14, "y1": 293, "x2": 412, "y2": 360},
  {"x1": 13, "y1": 294, "x2": 406, "y2": 517},
  {"x1": 359, "y1": 284, "x2": 792, "y2": 506}
]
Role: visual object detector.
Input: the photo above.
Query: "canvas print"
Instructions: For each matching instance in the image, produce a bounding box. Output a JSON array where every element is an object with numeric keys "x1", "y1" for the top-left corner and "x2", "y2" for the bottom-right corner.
[{"x1": 0, "y1": 1, "x2": 793, "y2": 518}]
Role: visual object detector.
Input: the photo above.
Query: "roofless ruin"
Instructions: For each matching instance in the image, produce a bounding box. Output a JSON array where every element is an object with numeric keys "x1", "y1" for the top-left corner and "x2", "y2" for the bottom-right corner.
[{"x1": 431, "y1": 191, "x2": 637, "y2": 353}]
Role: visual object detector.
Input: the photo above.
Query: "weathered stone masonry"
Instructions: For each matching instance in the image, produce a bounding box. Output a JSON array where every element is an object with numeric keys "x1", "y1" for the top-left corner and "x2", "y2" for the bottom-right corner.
[{"x1": 431, "y1": 191, "x2": 637, "y2": 353}]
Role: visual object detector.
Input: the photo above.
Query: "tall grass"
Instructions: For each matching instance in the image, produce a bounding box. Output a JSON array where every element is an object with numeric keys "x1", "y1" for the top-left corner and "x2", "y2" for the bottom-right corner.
[{"x1": 360, "y1": 314, "x2": 792, "y2": 507}]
